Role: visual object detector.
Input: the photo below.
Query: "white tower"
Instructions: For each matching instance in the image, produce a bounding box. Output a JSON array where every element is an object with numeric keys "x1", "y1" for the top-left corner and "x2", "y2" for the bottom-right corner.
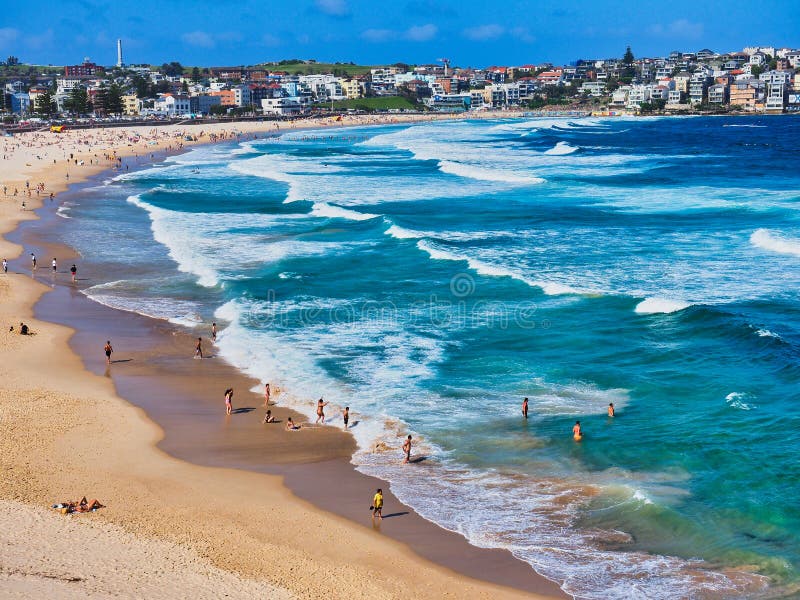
[{"x1": 116, "y1": 39, "x2": 123, "y2": 68}]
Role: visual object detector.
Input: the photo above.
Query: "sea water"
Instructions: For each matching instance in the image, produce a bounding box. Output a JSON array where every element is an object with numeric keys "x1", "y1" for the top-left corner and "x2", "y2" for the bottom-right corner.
[{"x1": 60, "y1": 116, "x2": 800, "y2": 598}]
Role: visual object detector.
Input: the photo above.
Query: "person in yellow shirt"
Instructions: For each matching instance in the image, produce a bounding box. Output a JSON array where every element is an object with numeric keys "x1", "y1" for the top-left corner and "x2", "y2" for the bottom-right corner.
[{"x1": 371, "y1": 488, "x2": 383, "y2": 520}]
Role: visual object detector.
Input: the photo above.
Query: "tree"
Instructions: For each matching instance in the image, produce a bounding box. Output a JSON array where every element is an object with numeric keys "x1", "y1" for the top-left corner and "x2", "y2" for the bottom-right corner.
[
  {"x1": 6, "y1": 55, "x2": 19, "y2": 66},
  {"x1": 64, "y1": 86, "x2": 89, "y2": 114},
  {"x1": 105, "y1": 83, "x2": 124, "y2": 115},
  {"x1": 209, "y1": 104, "x2": 228, "y2": 116},
  {"x1": 751, "y1": 65, "x2": 764, "y2": 78},
  {"x1": 623, "y1": 46, "x2": 635, "y2": 65},
  {"x1": 191, "y1": 66, "x2": 200, "y2": 83},
  {"x1": 161, "y1": 61, "x2": 184, "y2": 77},
  {"x1": 35, "y1": 89, "x2": 56, "y2": 115},
  {"x1": 181, "y1": 80, "x2": 189, "y2": 92},
  {"x1": 132, "y1": 74, "x2": 150, "y2": 98}
]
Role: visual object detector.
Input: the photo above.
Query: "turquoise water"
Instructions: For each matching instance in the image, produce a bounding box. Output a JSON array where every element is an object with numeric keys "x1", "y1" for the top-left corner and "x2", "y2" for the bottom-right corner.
[{"x1": 61, "y1": 116, "x2": 800, "y2": 598}]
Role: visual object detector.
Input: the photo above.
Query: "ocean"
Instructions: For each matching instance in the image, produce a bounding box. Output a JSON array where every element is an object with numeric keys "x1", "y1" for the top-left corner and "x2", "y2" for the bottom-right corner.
[{"x1": 58, "y1": 115, "x2": 800, "y2": 598}]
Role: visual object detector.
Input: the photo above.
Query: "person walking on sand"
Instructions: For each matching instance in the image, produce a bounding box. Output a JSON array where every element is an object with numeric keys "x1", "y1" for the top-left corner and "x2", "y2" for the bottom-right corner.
[
  {"x1": 211, "y1": 322, "x2": 217, "y2": 342},
  {"x1": 70, "y1": 264, "x2": 77, "y2": 282},
  {"x1": 30, "y1": 253, "x2": 36, "y2": 270},
  {"x1": 2, "y1": 258, "x2": 7, "y2": 273},
  {"x1": 51, "y1": 258, "x2": 57, "y2": 273},
  {"x1": 264, "y1": 383, "x2": 271, "y2": 406},
  {"x1": 522, "y1": 397, "x2": 529, "y2": 419},
  {"x1": 343, "y1": 406, "x2": 349, "y2": 429},
  {"x1": 371, "y1": 488, "x2": 383, "y2": 520},
  {"x1": 194, "y1": 337, "x2": 203, "y2": 359},
  {"x1": 104, "y1": 340, "x2": 113, "y2": 364},
  {"x1": 402, "y1": 435, "x2": 412, "y2": 464},
  {"x1": 573, "y1": 421, "x2": 583, "y2": 441},
  {"x1": 224, "y1": 388, "x2": 233, "y2": 415},
  {"x1": 608, "y1": 403, "x2": 615, "y2": 417},
  {"x1": 316, "y1": 398, "x2": 328, "y2": 424}
]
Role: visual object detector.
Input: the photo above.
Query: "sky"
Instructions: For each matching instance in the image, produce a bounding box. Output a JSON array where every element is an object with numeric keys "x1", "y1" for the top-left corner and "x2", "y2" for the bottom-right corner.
[{"x1": 0, "y1": 0, "x2": 798, "y2": 68}]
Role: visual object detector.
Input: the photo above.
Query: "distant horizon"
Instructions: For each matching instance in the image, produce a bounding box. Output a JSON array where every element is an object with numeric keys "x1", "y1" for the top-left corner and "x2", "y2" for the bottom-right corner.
[{"x1": 1, "y1": 0, "x2": 797, "y2": 68}]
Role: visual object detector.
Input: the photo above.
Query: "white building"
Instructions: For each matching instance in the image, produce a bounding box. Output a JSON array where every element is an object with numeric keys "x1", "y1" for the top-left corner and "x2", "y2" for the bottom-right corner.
[
  {"x1": 261, "y1": 97, "x2": 303, "y2": 115},
  {"x1": 232, "y1": 84, "x2": 251, "y2": 107},
  {"x1": 154, "y1": 94, "x2": 191, "y2": 116}
]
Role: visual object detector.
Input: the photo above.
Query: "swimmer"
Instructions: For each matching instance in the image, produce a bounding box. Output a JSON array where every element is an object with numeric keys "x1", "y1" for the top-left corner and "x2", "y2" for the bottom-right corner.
[
  {"x1": 402, "y1": 434, "x2": 412, "y2": 463},
  {"x1": 573, "y1": 421, "x2": 582, "y2": 441},
  {"x1": 522, "y1": 397, "x2": 528, "y2": 419},
  {"x1": 608, "y1": 403, "x2": 615, "y2": 417}
]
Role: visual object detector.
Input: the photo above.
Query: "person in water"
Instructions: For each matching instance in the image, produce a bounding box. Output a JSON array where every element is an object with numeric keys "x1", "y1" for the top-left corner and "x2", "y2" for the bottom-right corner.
[
  {"x1": 608, "y1": 403, "x2": 615, "y2": 417},
  {"x1": 402, "y1": 435, "x2": 412, "y2": 463},
  {"x1": 264, "y1": 383, "x2": 271, "y2": 407},
  {"x1": 343, "y1": 406, "x2": 349, "y2": 429},
  {"x1": 522, "y1": 397, "x2": 529, "y2": 419},
  {"x1": 316, "y1": 398, "x2": 328, "y2": 424},
  {"x1": 573, "y1": 421, "x2": 582, "y2": 440}
]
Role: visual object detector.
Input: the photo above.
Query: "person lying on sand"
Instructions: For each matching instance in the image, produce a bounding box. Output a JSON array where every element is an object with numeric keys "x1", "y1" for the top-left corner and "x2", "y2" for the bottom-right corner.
[
  {"x1": 286, "y1": 417, "x2": 301, "y2": 431},
  {"x1": 52, "y1": 497, "x2": 104, "y2": 514}
]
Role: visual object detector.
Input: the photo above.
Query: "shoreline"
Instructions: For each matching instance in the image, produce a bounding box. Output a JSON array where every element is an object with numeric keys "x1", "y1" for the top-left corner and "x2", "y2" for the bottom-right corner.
[{"x1": 0, "y1": 115, "x2": 567, "y2": 598}]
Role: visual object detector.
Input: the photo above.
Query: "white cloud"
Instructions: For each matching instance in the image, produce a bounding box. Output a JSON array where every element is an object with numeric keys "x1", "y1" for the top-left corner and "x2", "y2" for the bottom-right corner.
[
  {"x1": 649, "y1": 19, "x2": 703, "y2": 39},
  {"x1": 405, "y1": 24, "x2": 437, "y2": 41},
  {"x1": 463, "y1": 24, "x2": 504, "y2": 41},
  {"x1": 0, "y1": 27, "x2": 19, "y2": 49},
  {"x1": 511, "y1": 26, "x2": 535, "y2": 44},
  {"x1": 362, "y1": 28, "x2": 395, "y2": 43},
  {"x1": 181, "y1": 31, "x2": 215, "y2": 48},
  {"x1": 315, "y1": 0, "x2": 349, "y2": 16}
]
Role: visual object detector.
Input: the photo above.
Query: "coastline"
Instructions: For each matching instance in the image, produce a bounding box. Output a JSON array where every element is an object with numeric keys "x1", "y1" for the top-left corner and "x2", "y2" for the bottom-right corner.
[{"x1": 0, "y1": 115, "x2": 567, "y2": 598}]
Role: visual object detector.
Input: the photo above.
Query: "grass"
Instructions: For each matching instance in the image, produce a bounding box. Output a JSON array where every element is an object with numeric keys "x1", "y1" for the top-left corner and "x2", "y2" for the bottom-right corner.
[
  {"x1": 259, "y1": 62, "x2": 377, "y2": 76},
  {"x1": 317, "y1": 97, "x2": 419, "y2": 112}
]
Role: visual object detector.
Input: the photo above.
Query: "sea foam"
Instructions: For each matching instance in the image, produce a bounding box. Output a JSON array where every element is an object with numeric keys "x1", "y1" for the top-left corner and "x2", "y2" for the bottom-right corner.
[
  {"x1": 750, "y1": 228, "x2": 800, "y2": 257},
  {"x1": 634, "y1": 297, "x2": 692, "y2": 314}
]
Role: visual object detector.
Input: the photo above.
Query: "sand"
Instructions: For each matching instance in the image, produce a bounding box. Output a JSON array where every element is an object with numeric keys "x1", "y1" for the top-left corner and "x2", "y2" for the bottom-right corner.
[{"x1": 0, "y1": 115, "x2": 566, "y2": 599}]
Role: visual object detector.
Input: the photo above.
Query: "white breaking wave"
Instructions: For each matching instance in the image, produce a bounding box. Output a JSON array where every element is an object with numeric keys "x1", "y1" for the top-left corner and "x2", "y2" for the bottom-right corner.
[
  {"x1": 750, "y1": 228, "x2": 800, "y2": 257},
  {"x1": 725, "y1": 392, "x2": 756, "y2": 411},
  {"x1": 385, "y1": 224, "x2": 423, "y2": 239},
  {"x1": 416, "y1": 240, "x2": 583, "y2": 296},
  {"x1": 437, "y1": 160, "x2": 545, "y2": 185},
  {"x1": 311, "y1": 202, "x2": 379, "y2": 221},
  {"x1": 634, "y1": 297, "x2": 693, "y2": 315},
  {"x1": 544, "y1": 141, "x2": 579, "y2": 155},
  {"x1": 755, "y1": 328, "x2": 781, "y2": 339}
]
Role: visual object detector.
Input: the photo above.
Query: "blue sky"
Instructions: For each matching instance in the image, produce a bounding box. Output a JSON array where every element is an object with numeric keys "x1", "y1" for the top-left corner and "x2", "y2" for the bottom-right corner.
[{"x1": 1, "y1": 0, "x2": 797, "y2": 67}]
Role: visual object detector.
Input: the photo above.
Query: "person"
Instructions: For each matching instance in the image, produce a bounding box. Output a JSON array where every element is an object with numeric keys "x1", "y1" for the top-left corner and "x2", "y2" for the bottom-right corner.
[
  {"x1": 264, "y1": 383, "x2": 271, "y2": 407},
  {"x1": 224, "y1": 388, "x2": 233, "y2": 415},
  {"x1": 371, "y1": 488, "x2": 383, "y2": 520},
  {"x1": 608, "y1": 403, "x2": 615, "y2": 417},
  {"x1": 286, "y1": 417, "x2": 301, "y2": 430},
  {"x1": 30, "y1": 253, "x2": 36, "y2": 270},
  {"x1": 211, "y1": 322, "x2": 217, "y2": 342},
  {"x1": 343, "y1": 406, "x2": 349, "y2": 429},
  {"x1": 20, "y1": 322, "x2": 29, "y2": 335},
  {"x1": 316, "y1": 398, "x2": 329, "y2": 424},
  {"x1": 2, "y1": 258, "x2": 7, "y2": 273},
  {"x1": 74, "y1": 497, "x2": 104, "y2": 513},
  {"x1": 263, "y1": 410, "x2": 275, "y2": 423},
  {"x1": 104, "y1": 340, "x2": 113, "y2": 364},
  {"x1": 70, "y1": 264, "x2": 77, "y2": 282},
  {"x1": 522, "y1": 397, "x2": 529, "y2": 419},
  {"x1": 573, "y1": 421, "x2": 582, "y2": 441},
  {"x1": 194, "y1": 337, "x2": 203, "y2": 359},
  {"x1": 51, "y1": 258, "x2": 57, "y2": 273},
  {"x1": 402, "y1": 435, "x2": 412, "y2": 464}
]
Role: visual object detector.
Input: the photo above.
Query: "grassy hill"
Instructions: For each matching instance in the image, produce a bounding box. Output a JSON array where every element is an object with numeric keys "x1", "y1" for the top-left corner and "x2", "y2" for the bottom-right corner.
[
  {"x1": 259, "y1": 61, "x2": 376, "y2": 76},
  {"x1": 317, "y1": 97, "x2": 420, "y2": 112}
]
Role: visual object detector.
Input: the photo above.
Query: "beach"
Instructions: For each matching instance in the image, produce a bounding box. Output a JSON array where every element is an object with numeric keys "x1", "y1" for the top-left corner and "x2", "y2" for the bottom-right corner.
[{"x1": 0, "y1": 115, "x2": 567, "y2": 599}]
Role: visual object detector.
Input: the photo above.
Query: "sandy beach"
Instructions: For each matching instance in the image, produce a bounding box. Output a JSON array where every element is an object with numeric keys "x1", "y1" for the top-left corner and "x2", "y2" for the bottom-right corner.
[{"x1": 0, "y1": 115, "x2": 567, "y2": 599}]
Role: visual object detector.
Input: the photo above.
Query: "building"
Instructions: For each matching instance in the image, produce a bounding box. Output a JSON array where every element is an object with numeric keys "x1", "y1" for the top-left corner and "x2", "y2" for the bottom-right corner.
[
  {"x1": 65, "y1": 61, "x2": 104, "y2": 78},
  {"x1": 729, "y1": 81, "x2": 763, "y2": 111},
  {"x1": 261, "y1": 96, "x2": 303, "y2": 115},
  {"x1": 689, "y1": 75, "x2": 712, "y2": 104},
  {"x1": 231, "y1": 85, "x2": 251, "y2": 107},
  {"x1": 707, "y1": 84, "x2": 728, "y2": 104},
  {"x1": 210, "y1": 89, "x2": 236, "y2": 106},
  {"x1": 154, "y1": 93, "x2": 191, "y2": 116},
  {"x1": 121, "y1": 94, "x2": 139, "y2": 115},
  {"x1": 340, "y1": 79, "x2": 361, "y2": 100},
  {"x1": 765, "y1": 82, "x2": 787, "y2": 113},
  {"x1": 11, "y1": 92, "x2": 31, "y2": 114},
  {"x1": 191, "y1": 94, "x2": 222, "y2": 114}
]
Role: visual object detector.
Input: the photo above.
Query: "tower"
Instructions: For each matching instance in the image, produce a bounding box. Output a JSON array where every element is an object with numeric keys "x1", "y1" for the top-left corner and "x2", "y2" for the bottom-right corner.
[{"x1": 116, "y1": 39, "x2": 123, "y2": 68}]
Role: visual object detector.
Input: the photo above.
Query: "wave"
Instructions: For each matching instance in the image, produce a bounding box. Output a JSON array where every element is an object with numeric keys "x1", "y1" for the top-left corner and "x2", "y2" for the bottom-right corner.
[
  {"x1": 750, "y1": 228, "x2": 800, "y2": 257},
  {"x1": 385, "y1": 224, "x2": 423, "y2": 239},
  {"x1": 634, "y1": 297, "x2": 693, "y2": 314},
  {"x1": 437, "y1": 160, "x2": 545, "y2": 185},
  {"x1": 724, "y1": 124, "x2": 767, "y2": 128},
  {"x1": 725, "y1": 392, "x2": 756, "y2": 411},
  {"x1": 755, "y1": 328, "x2": 781, "y2": 340},
  {"x1": 544, "y1": 141, "x2": 579, "y2": 155},
  {"x1": 82, "y1": 287, "x2": 205, "y2": 328},
  {"x1": 311, "y1": 202, "x2": 379, "y2": 221},
  {"x1": 416, "y1": 240, "x2": 583, "y2": 295}
]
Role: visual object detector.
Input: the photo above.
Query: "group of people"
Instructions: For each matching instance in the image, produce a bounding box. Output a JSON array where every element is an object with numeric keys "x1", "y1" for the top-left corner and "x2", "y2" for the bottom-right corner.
[
  {"x1": 522, "y1": 397, "x2": 616, "y2": 441},
  {"x1": 24, "y1": 253, "x2": 78, "y2": 281}
]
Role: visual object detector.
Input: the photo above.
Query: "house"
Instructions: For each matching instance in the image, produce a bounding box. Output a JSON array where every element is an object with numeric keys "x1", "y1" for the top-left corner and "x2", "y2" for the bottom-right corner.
[
  {"x1": 729, "y1": 81, "x2": 764, "y2": 111},
  {"x1": 667, "y1": 90, "x2": 686, "y2": 105},
  {"x1": 210, "y1": 89, "x2": 236, "y2": 106},
  {"x1": 154, "y1": 93, "x2": 191, "y2": 116},
  {"x1": 708, "y1": 84, "x2": 728, "y2": 104},
  {"x1": 749, "y1": 52, "x2": 767, "y2": 66},
  {"x1": 610, "y1": 86, "x2": 630, "y2": 107},
  {"x1": 765, "y1": 81, "x2": 787, "y2": 113},
  {"x1": 340, "y1": 79, "x2": 361, "y2": 99},
  {"x1": 689, "y1": 74, "x2": 712, "y2": 104},
  {"x1": 536, "y1": 69, "x2": 564, "y2": 86},
  {"x1": 673, "y1": 72, "x2": 692, "y2": 93}
]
